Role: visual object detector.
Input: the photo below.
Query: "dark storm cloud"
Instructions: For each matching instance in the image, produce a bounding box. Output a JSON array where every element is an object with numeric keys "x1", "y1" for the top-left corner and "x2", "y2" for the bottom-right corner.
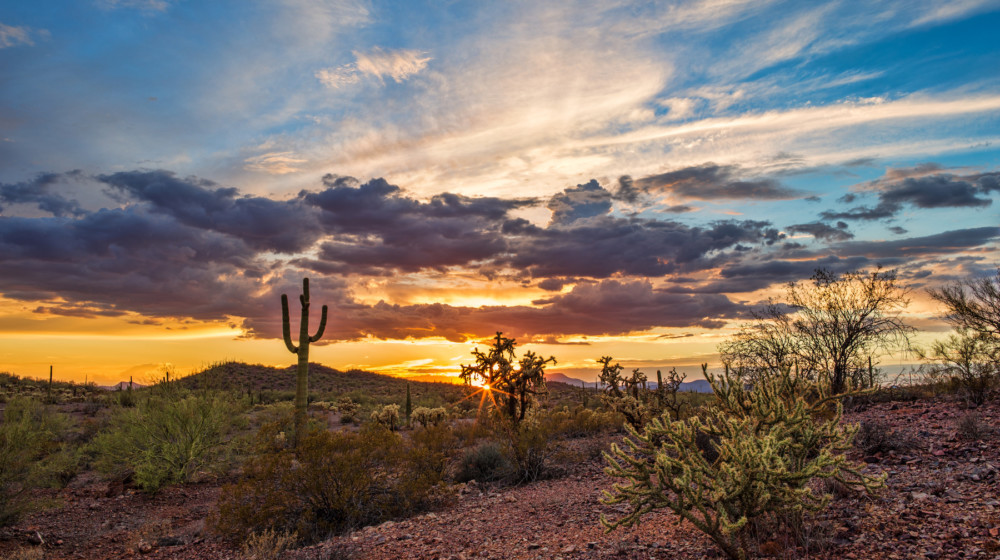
[
  {"x1": 822, "y1": 169, "x2": 1000, "y2": 221},
  {"x1": 297, "y1": 176, "x2": 532, "y2": 275},
  {"x1": 259, "y1": 279, "x2": 745, "y2": 342},
  {"x1": 296, "y1": 177, "x2": 782, "y2": 278},
  {"x1": 683, "y1": 226, "x2": 1000, "y2": 294},
  {"x1": 547, "y1": 180, "x2": 612, "y2": 224},
  {"x1": 665, "y1": 255, "x2": 872, "y2": 294},
  {"x1": 880, "y1": 175, "x2": 993, "y2": 208},
  {"x1": 614, "y1": 175, "x2": 640, "y2": 203},
  {"x1": 499, "y1": 217, "x2": 783, "y2": 279},
  {"x1": 820, "y1": 202, "x2": 898, "y2": 221},
  {"x1": 633, "y1": 164, "x2": 804, "y2": 200},
  {"x1": 830, "y1": 226, "x2": 1000, "y2": 259},
  {"x1": 6, "y1": 166, "x2": 992, "y2": 345},
  {"x1": 302, "y1": 175, "x2": 532, "y2": 229},
  {"x1": 786, "y1": 221, "x2": 854, "y2": 241},
  {"x1": 98, "y1": 170, "x2": 323, "y2": 253},
  {"x1": 0, "y1": 208, "x2": 285, "y2": 321},
  {"x1": 0, "y1": 171, "x2": 86, "y2": 217}
]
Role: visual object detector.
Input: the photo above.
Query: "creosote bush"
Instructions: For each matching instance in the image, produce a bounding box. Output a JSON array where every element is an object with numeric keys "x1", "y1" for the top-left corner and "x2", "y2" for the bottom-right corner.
[
  {"x1": 0, "y1": 397, "x2": 75, "y2": 526},
  {"x1": 90, "y1": 391, "x2": 244, "y2": 492},
  {"x1": 456, "y1": 441, "x2": 509, "y2": 483},
  {"x1": 956, "y1": 412, "x2": 990, "y2": 441},
  {"x1": 854, "y1": 419, "x2": 914, "y2": 455},
  {"x1": 602, "y1": 364, "x2": 884, "y2": 560},
  {"x1": 213, "y1": 420, "x2": 449, "y2": 545},
  {"x1": 241, "y1": 528, "x2": 297, "y2": 560}
]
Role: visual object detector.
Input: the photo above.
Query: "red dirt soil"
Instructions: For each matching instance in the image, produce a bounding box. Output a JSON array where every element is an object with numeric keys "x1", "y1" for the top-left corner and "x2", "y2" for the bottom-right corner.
[{"x1": 2, "y1": 398, "x2": 997, "y2": 560}]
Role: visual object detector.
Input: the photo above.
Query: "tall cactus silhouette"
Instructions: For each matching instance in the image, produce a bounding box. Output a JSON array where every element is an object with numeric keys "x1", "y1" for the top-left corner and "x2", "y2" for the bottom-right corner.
[{"x1": 281, "y1": 278, "x2": 328, "y2": 443}]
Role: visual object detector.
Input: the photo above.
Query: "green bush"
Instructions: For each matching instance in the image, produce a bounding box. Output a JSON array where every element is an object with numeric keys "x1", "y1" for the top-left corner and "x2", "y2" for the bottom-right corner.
[
  {"x1": 90, "y1": 391, "x2": 244, "y2": 492},
  {"x1": 456, "y1": 441, "x2": 509, "y2": 483},
  {"x1": 0, "y1": 397, "x2": 73, "y2": 526},
  {"x1": 213, "y1": 422, "x2": 447, "y2": 544},
  {"x1": 546, "y1": 405, "x2": 619, "y2": 438},
  {"x1": 602, "y1": 365, "x2": 884, "y2": 560}
]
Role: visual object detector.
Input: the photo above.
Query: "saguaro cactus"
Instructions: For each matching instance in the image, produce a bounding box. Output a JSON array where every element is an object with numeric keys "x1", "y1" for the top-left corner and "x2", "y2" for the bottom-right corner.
[{"x1": 281, "y1": 278, "x2": 328, "y2": 442}]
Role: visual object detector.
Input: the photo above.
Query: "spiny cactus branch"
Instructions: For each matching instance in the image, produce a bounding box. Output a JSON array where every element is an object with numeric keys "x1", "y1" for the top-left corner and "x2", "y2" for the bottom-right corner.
[{"x1": 280, "y1": 294, "x2": 298, "y2": 353}]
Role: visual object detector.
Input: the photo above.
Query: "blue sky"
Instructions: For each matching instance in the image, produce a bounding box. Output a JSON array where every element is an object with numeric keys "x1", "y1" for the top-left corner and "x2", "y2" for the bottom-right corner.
[{"x1": 0, "y1": 0, "x2": 998, "y2": 383}]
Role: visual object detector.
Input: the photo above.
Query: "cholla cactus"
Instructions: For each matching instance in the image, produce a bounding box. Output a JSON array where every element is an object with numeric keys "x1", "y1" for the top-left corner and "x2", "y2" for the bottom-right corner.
[
  {"x1": 335, "y1": 397, "x2": 360, "y2": 424},
  {"x1": 597, "y1": 356, "x2": 624, "y2": 396},
  {"x1": 412, "y1": 406, "x2": 448, "y2": 428},
  {"x1": 370, "y1": 404, "x2": 401, "y2": 431},
  {"x1": 460, "y1": 332, "x2": 555, "y2": 427},
  {"x1": 598, "y1": 358, "x2": 658, "y2": 430},
  {"x1": 602, "y1": 364, "x2": 884, "y2": 560}
]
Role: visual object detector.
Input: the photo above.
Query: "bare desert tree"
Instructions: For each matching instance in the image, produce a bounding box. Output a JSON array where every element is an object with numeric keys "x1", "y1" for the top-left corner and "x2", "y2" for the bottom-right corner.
[
  {"x1": 928, "y1": 268, "x2": 1000, "y2": 341},
  {"x1": 925, "y1": 269, "x2": 1000, "y2": 404},
  {"x1": 720, "y1": 268, "x2": 913, "y2": 395}
]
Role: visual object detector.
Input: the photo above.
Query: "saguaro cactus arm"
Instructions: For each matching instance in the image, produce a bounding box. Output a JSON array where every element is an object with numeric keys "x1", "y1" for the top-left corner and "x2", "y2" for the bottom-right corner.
[
  {"x1": 310, "y1": 305, "x2": 328, "y2": 342},
  {"x1": 281, "y1": 294, "x2": 299, "y2": 354}
]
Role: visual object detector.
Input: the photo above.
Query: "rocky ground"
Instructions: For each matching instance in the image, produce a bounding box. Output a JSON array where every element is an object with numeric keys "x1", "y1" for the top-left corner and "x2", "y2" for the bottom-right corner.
[{"x1": 2, "y1": 397, "x2": 997, "y2": 560}]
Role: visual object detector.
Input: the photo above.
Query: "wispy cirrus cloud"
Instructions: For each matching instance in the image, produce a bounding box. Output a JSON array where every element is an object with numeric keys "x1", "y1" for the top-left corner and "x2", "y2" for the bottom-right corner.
[
  {"x1": 316, "y1": 47, "x2": 432, "y2": 89},
  {"x1": 243, "y1": 151, "x2": 308, "y2": 175},
  {"x1": 0, "y1": 22, "x2": 46, "y2": 48},
  {"x1": 98, "y1": 0, "x2": 170, "y2": 11}
]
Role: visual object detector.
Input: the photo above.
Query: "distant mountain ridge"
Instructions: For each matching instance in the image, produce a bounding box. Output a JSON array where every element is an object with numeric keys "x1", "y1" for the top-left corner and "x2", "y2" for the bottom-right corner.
[{"x1": 545, "y1": 372, "x2": 713, "y2": 393}]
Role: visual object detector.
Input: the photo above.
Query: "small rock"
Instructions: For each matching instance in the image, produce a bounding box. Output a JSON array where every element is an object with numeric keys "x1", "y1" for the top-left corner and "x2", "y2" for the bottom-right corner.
[
  {"x1": 561, "y1": 545, "x2": 577, "y2": 554},
  {"x1": 909, "y1": 492, "x2": 931, "y2": 501},
  {"x1": 527, "y1": 543, "x2": 542, "y2": 550},
  {"x1": 26, "y1": 531, "x2": 44, "y2": 545},
  {"x1": 933, "y1": 450, "x2": 945, "y2": 457},
  {"x1": 136, "y1": 540, "x2": 154, "y2": 554},
  {"x1": 155, "y1": 536, "x2": 184, "y2": 547}
]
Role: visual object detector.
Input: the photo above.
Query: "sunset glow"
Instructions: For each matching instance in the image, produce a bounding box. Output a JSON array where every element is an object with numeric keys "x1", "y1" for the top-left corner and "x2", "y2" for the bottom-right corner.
[{"x1": 0, "y1": 2, "x2": 997, "y2": 386}]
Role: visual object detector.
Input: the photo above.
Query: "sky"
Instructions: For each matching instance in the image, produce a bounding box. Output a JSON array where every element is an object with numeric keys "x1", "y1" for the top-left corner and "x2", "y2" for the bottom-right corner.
[{"x1": 1, "y1": 0, "x2": 998, "y2": 385}]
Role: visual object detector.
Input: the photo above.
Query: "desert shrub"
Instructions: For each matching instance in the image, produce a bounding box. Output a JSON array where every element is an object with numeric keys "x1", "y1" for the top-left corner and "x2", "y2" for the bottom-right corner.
[
  {"x1": 923, "y1": 330, "x2": 998, "y2": 406},
  {"x1": 0, "y1": 397, "x2": 74, "y2": 526},
  {"x1": 91, "y1": 392, "x2": 244, "y2": 492},
  {"x1": 214, "y1": 422, "x2": 446, "y2": 544},
  {"x1": 241, "y1": 527, "x2": 297, "y2": 560},
  {"x1": 370, "y1": 403, "x2": 401, "y2": 430},
  {"x1": 456, "y1": 441, "x2": 509, "y2": 483},
  {"x1": 854, "y1": 419, "x2": 914, "y2": 455},
  {"x1": 603, "y1": 364, "x2": 884, "y2": 560},
  {"x1": 497, "y1": 410, "x2": 556, "y2": 483},
  {"x1": 411, "y1": 406, "x2": 448, "y2": 428},
  {"x1": 548, "y1": 405, "x2": 619, "y2": 438},
  {"x1": 956, "y1": 412, "x2": 990, "y2": 441}
]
